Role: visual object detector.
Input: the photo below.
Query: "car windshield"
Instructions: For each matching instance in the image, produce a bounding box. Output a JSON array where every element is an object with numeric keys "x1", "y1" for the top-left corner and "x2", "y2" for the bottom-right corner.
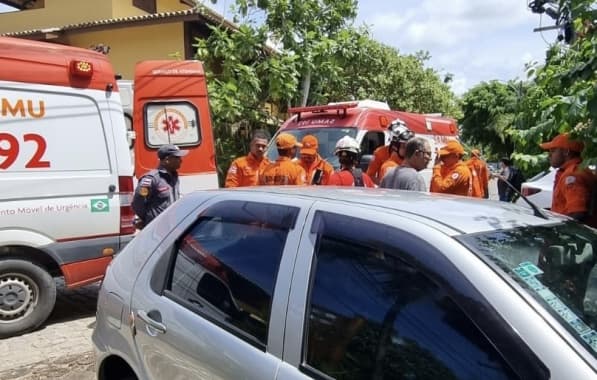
[
  {"x1": 457, "y1": 222, "x2": 597, "y2": 360},
  {"x1": 265, "y1": 127, "x2": 357, "y2": 168}
]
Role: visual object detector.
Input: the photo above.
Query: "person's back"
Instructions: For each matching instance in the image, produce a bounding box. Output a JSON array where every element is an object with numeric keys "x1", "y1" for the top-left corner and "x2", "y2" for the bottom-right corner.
[
  {"x1": 466, "y1": 149, "x2": 489, "y2": 198},
  {"x1": 259, "y1": 133, "x2": 306, "y2": 185},
  {"x1": 328, "y1": 136, "x2": 375, "y2": 187}
]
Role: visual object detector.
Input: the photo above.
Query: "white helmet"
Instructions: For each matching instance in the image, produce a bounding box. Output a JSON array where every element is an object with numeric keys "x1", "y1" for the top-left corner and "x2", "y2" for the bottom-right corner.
[
  {"x1": 389, "y1": 118, "x2": 414, "y2": 142},
  {"x1": 334, "y1": 135, "x2": 360, "y2": 155}
]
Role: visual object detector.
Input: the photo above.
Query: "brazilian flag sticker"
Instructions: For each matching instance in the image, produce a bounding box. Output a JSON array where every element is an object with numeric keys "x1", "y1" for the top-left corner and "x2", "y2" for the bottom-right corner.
[{"x1": 90, "y1": 198, "x2": 110, "y2": 212}]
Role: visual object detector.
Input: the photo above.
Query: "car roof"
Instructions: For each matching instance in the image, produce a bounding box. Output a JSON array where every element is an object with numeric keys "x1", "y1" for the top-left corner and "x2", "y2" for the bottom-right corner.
[{"x1": 186, "y1": 187, "x2": 564, "y2": 235}]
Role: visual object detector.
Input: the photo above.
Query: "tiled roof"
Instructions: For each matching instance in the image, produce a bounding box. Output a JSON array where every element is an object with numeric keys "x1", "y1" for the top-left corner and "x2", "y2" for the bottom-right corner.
[{"x1": 1, "y1": 6, "x2": 237, "y2": 37}]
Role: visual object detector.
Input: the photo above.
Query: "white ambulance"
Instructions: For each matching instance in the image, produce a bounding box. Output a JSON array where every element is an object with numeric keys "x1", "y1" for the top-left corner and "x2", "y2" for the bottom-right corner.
[{"x1": 0, "y1": 37, "x2": 135, "y2": 337}]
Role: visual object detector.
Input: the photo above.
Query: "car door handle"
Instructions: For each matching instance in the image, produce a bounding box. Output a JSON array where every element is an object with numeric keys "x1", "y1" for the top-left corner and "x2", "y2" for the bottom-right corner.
[{"x1": 137, "y1": 310, "x2": 167, "y2": 335}]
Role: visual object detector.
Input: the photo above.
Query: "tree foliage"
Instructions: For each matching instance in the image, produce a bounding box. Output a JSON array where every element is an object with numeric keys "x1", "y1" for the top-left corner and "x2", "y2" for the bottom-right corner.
[
  {"x1": 195, "y1": 0, "x2": 460, "y2": 182},
  {"x1": 460, "y1": 0, "x2": 597, "y2": 174}
]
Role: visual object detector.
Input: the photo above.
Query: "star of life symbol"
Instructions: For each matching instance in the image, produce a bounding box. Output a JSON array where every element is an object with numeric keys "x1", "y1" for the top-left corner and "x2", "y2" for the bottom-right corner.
[
  {"x1": 146, "y1": 103, "x2": 199, "y2": 146},
  {"x1": 162, "y1": 114, "x2": 181, "y2": 134},
  {"x1": 155, "y1": 108, "x2": 187, "y2": 136}
]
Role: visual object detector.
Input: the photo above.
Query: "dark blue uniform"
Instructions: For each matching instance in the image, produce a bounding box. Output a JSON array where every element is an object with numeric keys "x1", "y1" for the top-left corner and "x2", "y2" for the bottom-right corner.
[{"x1": 132, "y1": 166, "x2": 181, "y2": 228}]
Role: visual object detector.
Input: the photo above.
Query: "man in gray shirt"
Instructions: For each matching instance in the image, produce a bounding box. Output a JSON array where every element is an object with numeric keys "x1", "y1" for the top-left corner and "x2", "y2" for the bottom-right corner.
[{"x1": 380, "y1": 137, "x2": 432, "y2": 191}]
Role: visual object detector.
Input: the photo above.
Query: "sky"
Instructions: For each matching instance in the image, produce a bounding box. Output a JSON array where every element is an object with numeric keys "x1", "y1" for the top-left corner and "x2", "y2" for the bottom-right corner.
[
  {"x1": 206, "y1": 0, "x2": 560, "y2": 95},
  {"x1": 0, "y1": 0, "x2": 560, "y2": 95}
]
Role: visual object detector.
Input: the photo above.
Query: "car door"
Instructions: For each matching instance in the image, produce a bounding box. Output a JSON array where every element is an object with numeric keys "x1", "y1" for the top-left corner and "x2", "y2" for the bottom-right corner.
[
  {"x1": 279, "y1": 202, "x2": 550, "y2": 380},
  {"x1": 129, "y1": 196, "x2": 309, "y2": 380}
]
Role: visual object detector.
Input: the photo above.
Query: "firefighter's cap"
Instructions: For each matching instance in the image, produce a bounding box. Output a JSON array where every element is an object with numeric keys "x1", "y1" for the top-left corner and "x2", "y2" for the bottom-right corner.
[
  {"x1": 438, "y1": 140, "x2": 465, "y2": 156},
  {"x1": 276, "y1": 133, "x2": 302, "y2": 150},
  {"x1": 300, "y1": 135, "x2": 319, "y2": 155},
  {"x1": 540, "y1": 133, "x2": 584, "y2": 153}
]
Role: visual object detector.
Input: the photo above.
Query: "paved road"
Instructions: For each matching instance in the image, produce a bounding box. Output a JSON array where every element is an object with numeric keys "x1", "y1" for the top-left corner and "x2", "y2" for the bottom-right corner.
[{"x1": 0, "y1": 280, "x2": 98, "y2": 380}]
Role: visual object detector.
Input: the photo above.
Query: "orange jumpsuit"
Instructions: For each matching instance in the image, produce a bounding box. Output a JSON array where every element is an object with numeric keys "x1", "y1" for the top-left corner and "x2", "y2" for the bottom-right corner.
[
  {"x1": 379, "y1": 153, "x2": 404, "y2": 180},
  {"x1": 430, "y1": 162, "x2": 472, "y2": 196},
  {"x1": 466, "y1": 157, "x2": 489, "y2": 198},
  {"x1": 259, "y1": 157, "x2": 306, "y2": 185},
  {"x1": 366, "y1": 145, "x2": 391, "y2": 182},
  {"x1": 552, "y1": 158, "x2": 595, "y2": 219},
  {"x1": 225, "y1": 154, "x2": 270, "y2": 187},
  {"x1": 298, "y1": 155, "x2": 334, "y2": 185}
]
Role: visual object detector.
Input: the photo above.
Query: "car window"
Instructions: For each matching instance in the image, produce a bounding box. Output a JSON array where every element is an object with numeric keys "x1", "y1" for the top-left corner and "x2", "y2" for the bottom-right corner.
[
  {"x1": 458, "y1": 222, "x2": 597, "y2": 360},
  {"x1": 164, "y1": 200, "x2": 299, "y2": 346},
  {"x1": 360, "y1": 131, "x2": 385, "y2": 156},
  {"x1": 304, "y1": 212, "x2": 519, "y2": 380}
]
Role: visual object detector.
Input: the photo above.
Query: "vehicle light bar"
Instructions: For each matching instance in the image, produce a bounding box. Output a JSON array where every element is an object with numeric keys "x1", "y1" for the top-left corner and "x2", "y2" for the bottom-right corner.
[{"x1": 289, "y1": 102, "x2": 358, "y2": 121}]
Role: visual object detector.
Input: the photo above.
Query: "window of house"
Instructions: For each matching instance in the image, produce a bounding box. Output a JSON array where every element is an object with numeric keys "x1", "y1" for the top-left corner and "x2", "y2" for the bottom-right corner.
[
  {"x1": 303, "y1": 212, "x2": 520, "y2": 380},
  {"x1": 0, "y1": 0, "x2": 44, "y2": 11},
  {"x1": 164, "y1": 200, "x2": 299, "y2": 346},
  {"x1": 133, "y1": 0, "x2": 156, "y2": 13}
]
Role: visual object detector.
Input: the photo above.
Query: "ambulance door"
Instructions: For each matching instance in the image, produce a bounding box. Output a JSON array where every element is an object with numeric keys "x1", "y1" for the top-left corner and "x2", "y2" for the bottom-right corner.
[
  {"x1": 133, "y1": 61, "x2": 218, "y2": 193},
  {"x1": 1, "y1": 83, "x2": 121, "y2": 243}
]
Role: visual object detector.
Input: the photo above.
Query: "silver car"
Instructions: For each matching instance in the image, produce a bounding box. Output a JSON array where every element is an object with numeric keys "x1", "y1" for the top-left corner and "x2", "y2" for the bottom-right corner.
[{"x1": 93, "y1": 187, "x2": 597, "y2": 379}]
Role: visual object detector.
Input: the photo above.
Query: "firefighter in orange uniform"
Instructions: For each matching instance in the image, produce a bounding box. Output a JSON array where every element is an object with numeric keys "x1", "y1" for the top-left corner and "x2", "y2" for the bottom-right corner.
[
  {"x1": 297, "y1": 135, "x2": 334, "y2": 185},
  {"x1": 430, "y1": 140, "x2": 472, "y2": 196},
  {"x1": 225, "y1": 130, "x2": 270, "y2": 187},
  {"x1": 466, "y1": 148, "x2": 490, "y2": 198},
  {"x1": 259, "y1": 133, "x2": 306, "y2": 185},
  {"x1": 540, "y1": 133, "x2": 596, "y2": 226},
  {"x1": 366, "y1": 119, "x2": 413, "y2": 184}
]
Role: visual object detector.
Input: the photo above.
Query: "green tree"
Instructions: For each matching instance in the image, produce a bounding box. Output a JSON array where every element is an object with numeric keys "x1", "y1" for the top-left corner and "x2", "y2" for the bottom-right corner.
[
  {"x1": 511, "y1": 0, "x2": 597, "y2": 166},
  {"x1": 195, "y1": 0, "x2": 461, "y2": 182}
]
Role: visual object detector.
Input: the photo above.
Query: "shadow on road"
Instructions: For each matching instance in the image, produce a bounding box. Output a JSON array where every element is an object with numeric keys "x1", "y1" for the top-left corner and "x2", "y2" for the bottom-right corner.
[{"x1": 44, "y1": 278, "x2": 100, "y2": 326}]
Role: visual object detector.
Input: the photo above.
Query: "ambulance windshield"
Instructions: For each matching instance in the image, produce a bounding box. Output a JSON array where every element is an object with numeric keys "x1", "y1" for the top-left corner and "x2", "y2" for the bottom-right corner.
[{"x1": 266, "y1": 127, "x2": 357, "y2": 168}]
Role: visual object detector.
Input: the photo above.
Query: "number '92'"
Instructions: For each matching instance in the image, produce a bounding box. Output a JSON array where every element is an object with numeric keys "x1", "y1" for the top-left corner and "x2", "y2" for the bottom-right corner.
[{"x1": 0, "y1": 133, "x2": 50, "y2": 169}]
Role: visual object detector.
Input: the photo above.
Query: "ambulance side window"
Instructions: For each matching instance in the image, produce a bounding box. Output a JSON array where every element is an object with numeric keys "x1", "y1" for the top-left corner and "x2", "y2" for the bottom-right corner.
[{"x1": 360, "y1": 132, "x2": 385, "y2": 155}]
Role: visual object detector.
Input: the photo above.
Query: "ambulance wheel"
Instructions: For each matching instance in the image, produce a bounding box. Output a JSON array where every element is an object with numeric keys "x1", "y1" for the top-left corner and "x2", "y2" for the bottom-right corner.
[{"x1": 0, "y1": 259, "x2": 57, "y2": 338}]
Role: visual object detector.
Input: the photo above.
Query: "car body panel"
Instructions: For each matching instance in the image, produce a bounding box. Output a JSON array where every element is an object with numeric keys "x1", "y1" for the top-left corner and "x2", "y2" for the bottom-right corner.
[
  {"x1": 516, "y1": 168, "x2": 555, "y2": 210},
  {"x1": 94, "y1": 187, "x2": 597, "y2": 379}
]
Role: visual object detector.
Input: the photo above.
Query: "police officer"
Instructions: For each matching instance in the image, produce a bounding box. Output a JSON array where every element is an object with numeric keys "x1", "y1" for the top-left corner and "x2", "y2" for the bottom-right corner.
[{"x1": 132, "y1": 144, "x2": 188, "y2": 229}]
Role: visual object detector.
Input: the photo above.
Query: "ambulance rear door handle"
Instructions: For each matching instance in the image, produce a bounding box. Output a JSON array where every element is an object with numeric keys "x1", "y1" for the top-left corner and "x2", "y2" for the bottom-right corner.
[{"x1": 108, "y1": 184, "x2": 116, "y2": 192}]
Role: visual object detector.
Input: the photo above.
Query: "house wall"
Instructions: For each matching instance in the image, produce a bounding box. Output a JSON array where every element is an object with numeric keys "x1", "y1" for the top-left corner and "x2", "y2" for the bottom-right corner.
[
  {"x1": 0, "y1": 0, "x2": 191, "y2": 34},
  {"x1": 0, "y1": 0, "x2": 114, "y2": 34},
  {"x1": 66, "y1": 23, "x2": 185, "y2": 79}
]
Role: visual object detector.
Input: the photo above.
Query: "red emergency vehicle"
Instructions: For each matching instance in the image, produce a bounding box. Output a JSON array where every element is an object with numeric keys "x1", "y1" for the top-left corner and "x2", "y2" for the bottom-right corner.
[{"x1": 266, "y1": 100, "x2": 459, "y2": 185}]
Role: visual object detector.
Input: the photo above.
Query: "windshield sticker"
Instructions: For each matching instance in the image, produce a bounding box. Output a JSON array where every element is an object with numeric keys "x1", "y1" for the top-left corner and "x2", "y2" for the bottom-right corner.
[
  {"x1": 513, "y1": 262, "x2": 597, "y2": 353},
  {"x1": 519, "y1": 261, "x2": 544, "y2": 276},
  {"x1": 581, "y1": 330, "x2": 597, "y2": 352}
]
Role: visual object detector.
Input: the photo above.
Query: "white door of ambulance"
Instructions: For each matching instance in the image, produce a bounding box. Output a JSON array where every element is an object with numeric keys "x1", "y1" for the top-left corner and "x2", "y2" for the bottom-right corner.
[{"x1": 1, "y1": 84, "x2": 121, "y2": 246}]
